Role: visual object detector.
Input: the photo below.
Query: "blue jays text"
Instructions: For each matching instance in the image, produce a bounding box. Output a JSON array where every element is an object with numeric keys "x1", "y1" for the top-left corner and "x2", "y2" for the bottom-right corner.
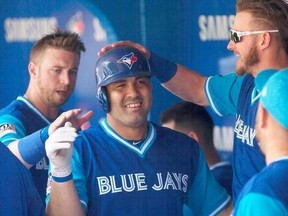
[{"x1": 97, "y1": 171, "x2": 189, "y2": 195}]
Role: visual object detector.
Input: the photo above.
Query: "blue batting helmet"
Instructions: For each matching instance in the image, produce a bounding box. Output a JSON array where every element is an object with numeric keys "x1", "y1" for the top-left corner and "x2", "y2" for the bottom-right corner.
[{"x1": 95, "y1": 46, "x2": 152, "y2": 112}]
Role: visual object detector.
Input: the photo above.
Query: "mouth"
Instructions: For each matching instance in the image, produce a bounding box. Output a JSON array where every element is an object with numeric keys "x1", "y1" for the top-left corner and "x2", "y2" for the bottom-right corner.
[
  {"x1": 234, "y1": 52, "x2": 240, "y2": 57},
  {"x1": 125, "y1": 102, "x2": 141, "y2": 108},
  {"x1": 56, "y1": 90, "x2": 69, "y2": 97}
]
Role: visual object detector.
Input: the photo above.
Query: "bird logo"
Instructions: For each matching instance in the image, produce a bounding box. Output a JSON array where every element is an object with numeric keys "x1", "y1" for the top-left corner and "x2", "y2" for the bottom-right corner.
[{"x1": 117, "y1": 52, "x2": 138, "y2": 69}]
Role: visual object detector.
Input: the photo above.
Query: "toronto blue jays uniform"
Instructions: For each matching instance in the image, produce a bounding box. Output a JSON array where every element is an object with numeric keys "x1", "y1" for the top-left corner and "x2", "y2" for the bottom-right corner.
[
  {"x1": 0, "y1": 96, "x2": 53, "y2": 205},
  {"x1": 210, "y1": 161, "x2": 233, "y2": 196},
  {"x1": 0, "y1": 142, "x2": 44, "y2": 216},
  {"x1": 233, "y1": 157, "x2": 288, "y2": 215},
  {"x1": 47, "y1": 118, "x2": 230, "y2": 215},
  {"x1": 205, "y1": 73, "x2": 266, "y2": 201}
]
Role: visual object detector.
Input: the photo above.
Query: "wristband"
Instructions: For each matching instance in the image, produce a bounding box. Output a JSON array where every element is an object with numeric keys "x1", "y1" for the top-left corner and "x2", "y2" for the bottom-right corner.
[
  {"x1": 18, "y1": 127, "x2": 49, "y2": 165},
  {"x1": 149, "y1": 51, "x2": 177, "y2": 83},
  {"x1": 52, "y1": 173, "x2": 73, "y2": 183},
  {"x1": 40, "y1": 126, "x2": 49, "y2": 142},
  {"x1": 50, "y1": 163, "x2": 72, "y2": 179}
]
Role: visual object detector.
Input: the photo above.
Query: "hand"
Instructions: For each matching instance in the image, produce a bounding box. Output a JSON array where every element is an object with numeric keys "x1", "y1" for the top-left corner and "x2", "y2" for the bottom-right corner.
[
  {"x1": 45, "y1": 122, "x2": 77, "y2": 178},
  {"x1": 97, "y1": 40, "x2": 151, "y2": 58},
  {"x1": 48, "y1": 109, "x2": 93, "y2": 135}
]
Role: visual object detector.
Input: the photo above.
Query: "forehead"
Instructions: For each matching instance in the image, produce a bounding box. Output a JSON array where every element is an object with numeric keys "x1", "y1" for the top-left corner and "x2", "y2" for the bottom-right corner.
[
  {"x1": 233, "y1": 11, "x2": 254, "y2": 30},
  {"x1": 108, "y1": 76, "x2": 150, "y2": 85},
  {"x1": 37, "y1": 48, "x2": 79, "y2": 65}
]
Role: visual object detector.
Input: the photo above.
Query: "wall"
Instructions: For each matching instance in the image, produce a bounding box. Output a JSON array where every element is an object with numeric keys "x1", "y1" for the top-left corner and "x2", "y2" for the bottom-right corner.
[{"x1": 0, "y1": 0, "x2": 236, "y2": 155}]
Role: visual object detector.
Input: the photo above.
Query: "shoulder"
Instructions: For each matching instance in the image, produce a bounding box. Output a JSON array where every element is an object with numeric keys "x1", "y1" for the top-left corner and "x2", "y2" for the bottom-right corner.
[
  {"x1": 155, "y1": 124, "x2": 199, "y2": 146},
  {"x1": 0, "y1": 97, "x2": 25, "y2": 115},
  {"x1": 240, "y1": 161, "x2": 288, "y2": 199},
  {"x1": 75, "y1": 124, "x2": 105, "y2": 146}
]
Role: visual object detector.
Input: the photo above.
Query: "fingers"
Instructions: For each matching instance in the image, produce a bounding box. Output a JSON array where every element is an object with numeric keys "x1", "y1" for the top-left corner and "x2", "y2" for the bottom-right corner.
[
  {"x1": 97, "y1": 41, "x2": 150, "y2": 58},
  {"x1": 49, "y1": 109, "x2": 81, "y2": 134},
  {"x1": 62, "y1": 109, "x2": 82, "y2": 121},
  {"x1": 50, "y1": 142, "x2": 72, "y2": 151},
  {"x1": 48, "y1": 109, "x2": 93, "y2": 135},
  {"x1": 50, "y1": 126, "x2": 77, "y2": 141},
  {"x1": 46, "y1": 126, "x2": 77, "y2": 153},
  {"x1": 65, "y1": 121, "x2": 72, "y2": 127},
  {"x1": 77, "y1": 111, "x2": 93, "y2": 127}
]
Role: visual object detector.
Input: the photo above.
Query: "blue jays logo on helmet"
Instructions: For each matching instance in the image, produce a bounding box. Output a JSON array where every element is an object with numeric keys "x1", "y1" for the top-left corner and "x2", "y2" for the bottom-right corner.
[
  {"x1": 95, "y1": 46, "x2": 152, "y2": 112},
  {"x1": 117, "y1": 52, "x2": 137, "y2": 69}
]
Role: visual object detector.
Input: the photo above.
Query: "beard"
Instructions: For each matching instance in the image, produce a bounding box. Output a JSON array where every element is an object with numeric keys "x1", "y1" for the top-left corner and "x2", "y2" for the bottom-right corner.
[
  {"x1": 37, "y1": 78, "x2": 70, "y2": 107},
  {"x1": 236, "y1": 45, "x2": 260, "y2": 76}
]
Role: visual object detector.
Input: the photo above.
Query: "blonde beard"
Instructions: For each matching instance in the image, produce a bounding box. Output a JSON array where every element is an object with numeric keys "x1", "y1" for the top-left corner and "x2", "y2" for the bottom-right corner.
[{"x1": 235, "y1": 45, "x2": 260, "y2": 76}]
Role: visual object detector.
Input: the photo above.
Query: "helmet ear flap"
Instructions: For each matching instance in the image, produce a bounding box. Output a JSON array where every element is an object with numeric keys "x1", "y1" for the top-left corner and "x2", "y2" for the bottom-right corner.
[{"x1": 97, "y1": 87, "x2": 110, "y2": 112}]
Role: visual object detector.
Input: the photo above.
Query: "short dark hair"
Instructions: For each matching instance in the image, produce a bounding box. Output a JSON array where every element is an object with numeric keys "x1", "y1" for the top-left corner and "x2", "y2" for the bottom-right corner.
[
  {"x1": 160, "y1": 101, "x2": 214, "y2": 146},
  {"x1": 30, "y1": 28, "x2": 86, "y2": 62}
]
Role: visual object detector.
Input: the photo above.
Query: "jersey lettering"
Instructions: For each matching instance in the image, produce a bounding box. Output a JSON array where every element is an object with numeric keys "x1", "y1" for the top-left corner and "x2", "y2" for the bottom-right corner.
[
  {"x1": 35, "y1": 157, "x2": 49, "y2": 170},
  {"x1": 97, "y1": 172, "x2": 189, "y2": 195},
  {"x1": 234, "y1": 115, "x2": 256, "y2": 147},
  {"x1": 0, "y1": 123, "x2": 16, "y2": 138}
]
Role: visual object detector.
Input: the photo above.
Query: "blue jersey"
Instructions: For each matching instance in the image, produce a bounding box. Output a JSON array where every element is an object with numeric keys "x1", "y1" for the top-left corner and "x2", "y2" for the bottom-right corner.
[
  {"x1": 205, "y1": 73, "x2": 266, "y2": 201},
  {"x1": 210, "y1": 161, "x2": 233, "y2": 196},
  {"x1": 0, "y1": 96, "x2": 51, "y2": 205},
  {"x1": 233, "y1": 158, "x2": 288, "y2": 215},
  {"x1": 0, "y1": 142, "x2": 44, "y2": 216},
  {"x1": 47, "y1": 119, "x2": 230, "y2": 216}
]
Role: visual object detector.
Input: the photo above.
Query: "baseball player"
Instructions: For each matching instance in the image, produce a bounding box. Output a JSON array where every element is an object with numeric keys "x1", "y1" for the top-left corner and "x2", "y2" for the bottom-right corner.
[
  {"x1": 160, "y1": 101, "x2": 233, "y2": 196},
  {"x1": 98, "y1": 0, "x2": 288, "y2": 201},
  {"x1": 46, "y1": 46, "x2": 232, "y2": 215},
  {"x1": 0, "y1": 141, "x2": 44, "y2": 215},
  {"x1": 0, "y1": 29, "x2": 92, "y2": 205},
  {"x1": 233, "y1": 69, "x2": 288, "y2": 215}
]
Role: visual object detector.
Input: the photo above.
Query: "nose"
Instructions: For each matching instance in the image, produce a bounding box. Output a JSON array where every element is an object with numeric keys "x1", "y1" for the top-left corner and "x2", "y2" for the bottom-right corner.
[
  {"x1": 60, "y1": 71, "x2": 71, "y2": 85},
  {"x1": 127, "y1": 83, "x2": 140, "y2": 97},
  {"x1": 227, "y1": 40, "x2": 235, "y2": 51}
]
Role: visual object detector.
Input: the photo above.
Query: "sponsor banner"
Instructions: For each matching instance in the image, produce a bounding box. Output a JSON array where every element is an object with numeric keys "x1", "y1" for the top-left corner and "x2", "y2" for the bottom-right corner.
[{"x1": 0, "y1": 0, "x2": 117, "y2": 122}]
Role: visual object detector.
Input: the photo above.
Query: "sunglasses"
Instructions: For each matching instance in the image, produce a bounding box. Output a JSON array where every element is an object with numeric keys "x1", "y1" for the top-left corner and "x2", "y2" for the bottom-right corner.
[{"x1": 230, "y1": 29, "x2": 279, "y2": 43}]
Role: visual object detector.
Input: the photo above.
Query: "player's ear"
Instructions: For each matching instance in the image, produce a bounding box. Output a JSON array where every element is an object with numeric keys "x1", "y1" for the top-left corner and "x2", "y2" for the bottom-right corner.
[
  {"x1": 256, "y1": 103, "x2": 267, "y2": 129},
  {"x1": 187, "y1": 130, "x2": 199, "y2": 142},
  {"x1": 28, "y1": 61, "x2": 37, "y2": 77},
  {"x1": 259, "y1": 32, "x2": 271, "y2": 49}
]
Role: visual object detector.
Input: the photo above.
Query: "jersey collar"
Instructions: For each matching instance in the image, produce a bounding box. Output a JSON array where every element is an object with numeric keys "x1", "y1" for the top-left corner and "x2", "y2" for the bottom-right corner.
[
  {"x1": 100, "y1": 118, "x2": 156, "y2": 157},
  {"x1": 251, "y1": 87, "x2": 261, "y2": 105},
  {"x1": 17, "y1": 96, "x2": 51, "y2": 124}
]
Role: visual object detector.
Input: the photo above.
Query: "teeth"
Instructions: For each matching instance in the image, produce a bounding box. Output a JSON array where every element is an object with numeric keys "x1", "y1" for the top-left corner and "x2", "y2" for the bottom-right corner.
[{"x1": 126, "y1": 103, "x2": 140, "y2": 108}]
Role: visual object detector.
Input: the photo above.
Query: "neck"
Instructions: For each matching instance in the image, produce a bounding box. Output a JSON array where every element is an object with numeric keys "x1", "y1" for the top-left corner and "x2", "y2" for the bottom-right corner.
[
  {"x1": 254, "y1": 50, "x2": 288, "y2": 77},
  {"x1": 24, "y1": 92, "x2": 59, "y2": 121},
  {"x1": 106, "y1": 116, "x2": 149, "y2": 141},
  {"x1": 263, "y1": 129, "x2": 288, "y2": 165},
  {"x1": 204, "y1": 148, "x2": 222, "y2": 167}
]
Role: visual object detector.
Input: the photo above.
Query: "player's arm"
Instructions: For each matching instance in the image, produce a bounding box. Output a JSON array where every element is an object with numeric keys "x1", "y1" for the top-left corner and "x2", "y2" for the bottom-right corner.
[
  {"x1": 162, "y1": 64, "x2": 208, "y2": 105},
  {"x1": 233, "y1": 193, "x2": 287, "y2": 216},
  {"x1": 185, "y1": 146, "x2": 232, "y2": 215},
  {"x1": 219, "y1": 201, "x2": 233, "y2": 216},
  {"x1": 45, "y1": 122, "x2": 85, "y2": 216},
  {"x1": 98, "y1": 41, "x2": 209, "y2": 106},
  {"x1": 9, "y1": 109, "x2": 93, "y2": 169},
  {"x1": 46, "y1": 179, "x2": 84, "y2": 216}
]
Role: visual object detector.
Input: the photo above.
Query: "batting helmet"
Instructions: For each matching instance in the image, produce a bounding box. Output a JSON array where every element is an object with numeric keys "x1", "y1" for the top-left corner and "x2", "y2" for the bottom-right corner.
[{"x1": 95, "y1": 46, "x2": 152, "y2": 112}]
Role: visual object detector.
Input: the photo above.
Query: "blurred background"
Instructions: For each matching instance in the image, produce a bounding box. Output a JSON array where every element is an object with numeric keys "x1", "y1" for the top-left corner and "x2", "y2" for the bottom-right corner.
[{"x1": 0, "y1": 0, "x2": 237, "y2": 159}]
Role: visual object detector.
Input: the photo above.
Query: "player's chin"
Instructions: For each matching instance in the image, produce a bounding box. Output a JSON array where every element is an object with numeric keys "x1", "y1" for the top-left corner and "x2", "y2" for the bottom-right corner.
[{"x1": 54, "y1": 97, "x2": 69, "y2": 106}]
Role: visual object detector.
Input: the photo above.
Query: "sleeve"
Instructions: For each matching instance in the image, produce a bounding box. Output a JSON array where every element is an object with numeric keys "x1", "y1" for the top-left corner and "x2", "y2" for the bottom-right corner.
[
  {"x1": 0, "y1": 114, "x2": 26, "y2": 145},
  {"x1": 204, "y1": 73, "x2": 246, "y2": 116},
  {"x1": 71, "y1": 145, "x2": 88, "y2": 210},
  {"x1": 234, "y1": 193, "x2": 288, "y2": 216},
  {"x1": 185, "y1": 147, "x2": 231, "y2": 216}
]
